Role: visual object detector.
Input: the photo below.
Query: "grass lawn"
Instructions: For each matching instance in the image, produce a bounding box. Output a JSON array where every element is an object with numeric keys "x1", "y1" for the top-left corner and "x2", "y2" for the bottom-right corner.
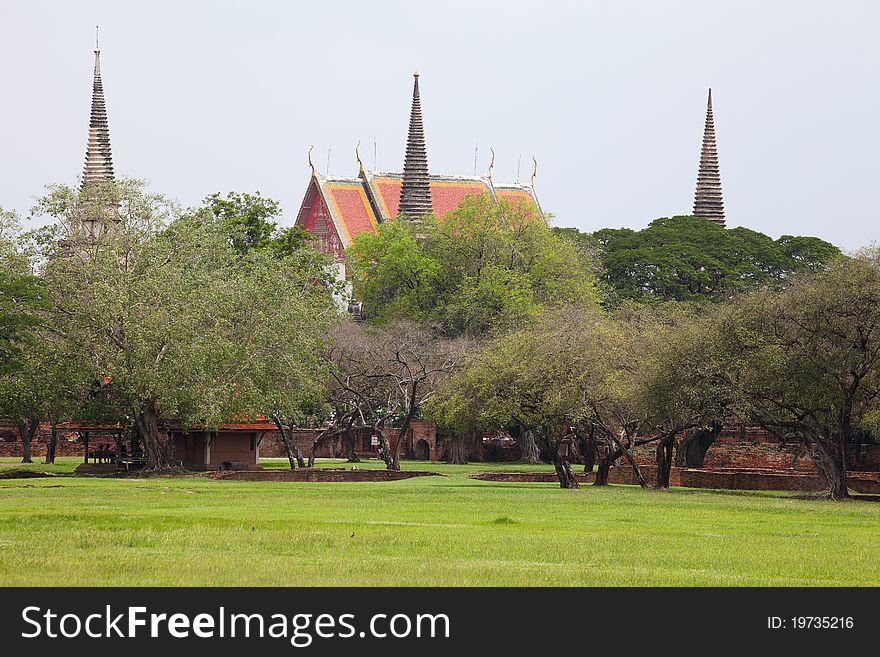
[{"x1": 0, "y1": 456, "x2": 878, "y2": 586}]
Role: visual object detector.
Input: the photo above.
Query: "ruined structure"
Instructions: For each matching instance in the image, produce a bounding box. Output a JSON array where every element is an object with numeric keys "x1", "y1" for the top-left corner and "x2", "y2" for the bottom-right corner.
[
  {"x1": 82, "y1": 34, "x2": 114, "y2": 188},
  {"x1": 398, "y1": 72, "x2": 433, "y2": 219},
  {"x1": 79, "y1": 29, "x2": 117, "y2": 238},
  {"x1": 692, "y1": 88, "x2": 725, "y2": 227}
]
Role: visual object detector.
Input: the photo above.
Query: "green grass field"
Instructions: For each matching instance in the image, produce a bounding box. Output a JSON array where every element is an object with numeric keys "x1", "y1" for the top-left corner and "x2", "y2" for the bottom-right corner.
[{"x1": 1, "y1": 457, "x2": 878, "y2": 586}]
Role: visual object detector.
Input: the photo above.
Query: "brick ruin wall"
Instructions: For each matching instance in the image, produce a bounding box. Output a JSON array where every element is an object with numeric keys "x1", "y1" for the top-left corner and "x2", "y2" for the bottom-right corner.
[
  {"x1": 3, "y1": 420, "x2": 879, "y2": 474},
  {"x1": 0, "y1": 422, "x2": 82, "y2": 457},
  {"x1": 474, "y1": 467, "x2": 880, "y2": 494},
  {"x1": 626, "y1": 427, "x2": 880, "y2": 472}
]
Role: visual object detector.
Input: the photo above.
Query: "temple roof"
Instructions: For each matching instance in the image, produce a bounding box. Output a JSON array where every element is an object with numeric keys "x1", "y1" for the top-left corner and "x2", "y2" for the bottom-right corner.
[
  {"x1": 296, "y1": 73, "x2": 540, "y2": 256},
  {"x1": 312, "y1": 176, "x2": 380, "y2": 246},
  {"x1": 300, "y1": 169, "x2": 541, "y2": 253}
]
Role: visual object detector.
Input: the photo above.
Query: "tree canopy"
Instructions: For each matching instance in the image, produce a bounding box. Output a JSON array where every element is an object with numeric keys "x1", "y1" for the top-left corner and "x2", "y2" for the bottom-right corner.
[
  {"x1": 555, "y1": 215, "x2": 840, "y2": 305},
  {"x1": 713, "y1": 250, "x2": 880, "y2": 499},
  {"x1": 186, "y1": 191, "x2": 313, "y2": 257},
  {"x1": 28, "y1": 180, "x2": 337, "y2": 469},
  {"x1": 0, "y1": 208, "x2": 48, "y2": 376},
  {"x1": 347, "y1": 195, "x2": 601, "y2": 337}
]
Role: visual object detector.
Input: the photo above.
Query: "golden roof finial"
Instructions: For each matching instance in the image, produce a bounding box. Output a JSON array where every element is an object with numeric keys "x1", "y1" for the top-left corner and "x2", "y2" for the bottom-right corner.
[
  {"x1": 355, "y1": 141, "x2": 364, "y2": 176},
  {"x1": 486, "y1": 148, "x2": 495, "y2": 179},
  {"x1": 307, "y1": 145, "x2": 316, "y2": 176},
  {"x1": 529, "y1": 156, "x2": 537, "y2": 188}
]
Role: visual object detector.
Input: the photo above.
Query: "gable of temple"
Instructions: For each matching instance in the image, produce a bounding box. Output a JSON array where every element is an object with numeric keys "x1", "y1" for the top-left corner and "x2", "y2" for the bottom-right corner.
[{"x1": 294, "y1": 170, "x2": 541, "y2": 260}]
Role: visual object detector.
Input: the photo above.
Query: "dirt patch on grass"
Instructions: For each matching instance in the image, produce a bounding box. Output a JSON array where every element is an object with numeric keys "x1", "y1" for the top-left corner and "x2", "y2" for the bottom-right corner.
[
  {"x1": 209, "y1": 468, "x2": 442, "y2": 483},
  {"x1": 472, "y1": 471, "x2": 593, "y2": 483},
  {"x1": 73, "y1": 466, "x2": 197, "y2": 479},
  {"x1": 0, "y1": 469, "x2": 58, "y2": 479}
]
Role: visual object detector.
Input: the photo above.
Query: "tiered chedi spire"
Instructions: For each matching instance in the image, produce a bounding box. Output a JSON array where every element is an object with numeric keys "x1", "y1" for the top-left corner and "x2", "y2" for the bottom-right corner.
[
  {"x1": 398, "y1": 72, "x2": 432, "y2": 219},
  {"x1": 692, "y1": 88, "x2": 725, "y2": 227},
  {"x1": 81, "y1": 31, "x2": 114, "y2": 189}
]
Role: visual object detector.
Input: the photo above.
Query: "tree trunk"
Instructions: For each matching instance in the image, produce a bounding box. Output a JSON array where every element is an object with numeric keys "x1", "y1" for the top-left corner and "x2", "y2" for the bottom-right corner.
[
  {"x1": 812, "y1": 440, "x2": 849, "y2": 500},
  {"x1": 272, "y1": 417, "x2": 304, "y2": 469},
  {"x1": 273, "y1": 417, "x2": 296, "y2": 469},
  {"x1": 594, "y1": 446, "x2": 623, "y2": 486},
  {"x1": 17, "y1": 418, "x2": 38, "y2": 464},
  {"x1": 135, "y1": 400, "x2": 174, "y2": 471},
  {"x1": 308, "y1": 429, "x2": 328, "y2": 468},
  {"x1": 45, "y1": 422, "x2": 58, "y2": 464},
  {"x1": 344, "y1": 426, "x2": 361, "y2": 462},
  {"x1": 554, "y1": 457, "x2": 580, "y2": 488},
  {"x1": 389, "y1": 396, "x2": 419, "y2": 472},
  {"x1": 517, "y1": 428, "x2": 542, "y2": 464},
  {"x1": 676, "y1": 422, "x2": 721, "y2": 468},
  {"x1": 447, "y1": 434, "x2": 468, "y2": 464},
  {"x1": 655, "y1": 434, "x2": 676, "y2": 489},
  {"x1": 618, "y1": 436, "x2": 649, "y2": 489},
  {"x1": 375, "y1": 425, "x2": 393, "y2": 469},
  {"x1": 579, "y1": 432, "x2": 597, "y2": 473}
]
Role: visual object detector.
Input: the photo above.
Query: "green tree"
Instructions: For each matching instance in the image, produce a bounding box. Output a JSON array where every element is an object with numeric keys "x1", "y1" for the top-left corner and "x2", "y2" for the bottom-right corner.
[
  {"x1": 348, "y1": 195, "x2": 600, "y2": 337},
  {"x1": 556, "y1": 216, "x2": 840, "y2": 305},
  {"x1": 31, "y1": 181, "x2": 336, "y2": 470},
  {"x1": 718, "y1": 251, "x2": 880, "y2": 499},
  {"x1": 428, "y1": 304, "x2": 665, "y2": 487},
  {"x1": 0, "y1": 339, "x2": 81, "y2": 463},
  {"x1": 638, "y1": 305, "x2": 739, "y2": 487},
  {"x1": 0, "y1": 208, "x2": 48, "y2": 375},
  {"x1": 188, "y1": 192, "x2": 313, "y2": 256}
]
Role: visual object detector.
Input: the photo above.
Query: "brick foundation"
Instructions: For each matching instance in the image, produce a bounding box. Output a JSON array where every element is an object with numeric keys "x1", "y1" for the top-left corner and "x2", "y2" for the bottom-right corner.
[
  {"x1": 208, "y1": 469, "x2": 441, "y2": 482},
  {"x1": 472, "y1": 467, "x2": 880, "y2": 494}
]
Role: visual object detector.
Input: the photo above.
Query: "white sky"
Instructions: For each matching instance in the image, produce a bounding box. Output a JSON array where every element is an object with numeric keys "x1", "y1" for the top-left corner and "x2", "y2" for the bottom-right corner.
[{"x1": 2, "y1": 0, "x2": 878, "y2": 250}]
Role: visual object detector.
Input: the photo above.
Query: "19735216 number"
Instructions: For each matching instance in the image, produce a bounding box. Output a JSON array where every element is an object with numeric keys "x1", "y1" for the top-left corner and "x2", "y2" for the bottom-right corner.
[{"x1": 768, "y1": 617, "x2": 854, "y2": 629}]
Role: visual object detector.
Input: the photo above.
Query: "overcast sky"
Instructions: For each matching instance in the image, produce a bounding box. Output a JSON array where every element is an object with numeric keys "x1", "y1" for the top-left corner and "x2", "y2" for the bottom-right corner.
[{"x1": 2, "y1": 0, "x2": 878, "y2": 250}]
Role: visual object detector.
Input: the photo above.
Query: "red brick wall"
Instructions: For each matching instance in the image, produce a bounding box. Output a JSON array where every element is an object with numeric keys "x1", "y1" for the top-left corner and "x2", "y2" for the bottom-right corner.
[
  {"x1": 472, "y1": 467, "x2": 880, "y2": 493},
  {"x1": 629, "y1": 434, "x2": 880, "y2": 473},
  {"x1": 0, "y1": 421, "x2": 83, "y2": 458},
  {"x1": 208, "y1": 432, "x2": 257, "y2": 465}
]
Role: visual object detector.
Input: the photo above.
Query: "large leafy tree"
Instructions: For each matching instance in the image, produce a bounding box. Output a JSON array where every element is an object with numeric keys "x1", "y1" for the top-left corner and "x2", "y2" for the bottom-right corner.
[
  {"x1": 187, "y1": 191, "x2": 313, "y2": 256},
  {"x1": 31, "y1": 180, "x2": 336, "y2": 470},
  {"x1": 0, "y1": 340, "x2": 80, "y2": 463},
  {"x1": 556, "y1": 216, "x2": 840, "y2": 305},
  {"x1": 347, "y1": 195, "x2": 600, "y2": 337},
  {"x1": 0, "y1": 208, "x2": 48, "y2": 375},
  {"x1": 638, "y1": 306, "x2": 740, "y2": 487},
  {"x1": 429, "y1": 302, "x2": 740, "y2": 489},
  {"x1": 428, "y1": 305, "x2": 670, "y2": 488},
  {"x1": 718, "y1": 251, "x2": 880, "y2": 499}
]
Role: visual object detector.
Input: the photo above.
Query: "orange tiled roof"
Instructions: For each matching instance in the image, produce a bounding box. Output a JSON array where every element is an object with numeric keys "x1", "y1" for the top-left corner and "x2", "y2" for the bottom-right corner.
[
  {"x1": 296, "y1": 170, "x2": 541, "y2": 254},
  {"x1": 321, "y1": 179, "x2": 379, "y2": 245},
  {"x1": 492, "y1": 184, "x2": 541, "y2": 220},
  {"x1": 364, "y1": 172, "x2": 494, "y2": 221}
]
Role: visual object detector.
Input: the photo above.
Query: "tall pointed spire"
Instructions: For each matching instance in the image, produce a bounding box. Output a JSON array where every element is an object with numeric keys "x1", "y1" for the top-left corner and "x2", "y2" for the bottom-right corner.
[
  {"x1": 692, "y1": 88, "x2": 725, "y2": 227},
  {"x1": 398, "y1": 72, "x2": 432, "y2": 219},
  {"x1": 81, "y1": 26, "x2": 114, "y2": 189}
]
